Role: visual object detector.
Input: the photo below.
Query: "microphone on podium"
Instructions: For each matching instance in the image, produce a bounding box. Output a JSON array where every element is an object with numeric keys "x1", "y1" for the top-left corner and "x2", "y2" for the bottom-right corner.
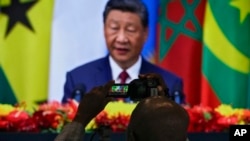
[{"x1": 71, "y1": 84, "x2": 86, "y2": 102}]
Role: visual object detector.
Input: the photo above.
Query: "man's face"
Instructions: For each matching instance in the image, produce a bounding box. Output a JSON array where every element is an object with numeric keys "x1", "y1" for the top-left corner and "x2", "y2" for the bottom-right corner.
[{"x1": 104, "y1": 10, "x2": 148, "y2": 68}]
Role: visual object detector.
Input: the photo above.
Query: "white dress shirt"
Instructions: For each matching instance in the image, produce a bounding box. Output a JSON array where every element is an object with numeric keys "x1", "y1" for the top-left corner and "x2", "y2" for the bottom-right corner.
[{"x1": 109, "y1": 55, "x2": 142, "y2": 84}]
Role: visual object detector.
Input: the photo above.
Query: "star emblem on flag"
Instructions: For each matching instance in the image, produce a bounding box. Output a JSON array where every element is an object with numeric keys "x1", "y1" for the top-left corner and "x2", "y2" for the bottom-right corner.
[
  {"x1": 0, "y1": 0, "x2": 38, "y2": 37},
  {"x1": 230, "y1": 0, "x2": 250, "y2": 23}
]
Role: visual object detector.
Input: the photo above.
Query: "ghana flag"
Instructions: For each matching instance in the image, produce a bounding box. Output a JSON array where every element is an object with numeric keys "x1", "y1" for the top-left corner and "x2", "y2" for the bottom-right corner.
[
  {"x1": 201, "y1": 0, "x2": 250, "y2": 108},
  {"x1": 0, "y1": 0, "x2": 53, "y2": 108},
  {"x1": 157, "y1": 0, "x2": 206, "y2": 106}
]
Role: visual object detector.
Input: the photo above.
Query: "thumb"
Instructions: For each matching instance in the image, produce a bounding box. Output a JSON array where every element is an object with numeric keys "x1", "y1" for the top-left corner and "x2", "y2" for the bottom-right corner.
[{"x1": 103, "y1": 80, "x2": 115, "y2": 96}]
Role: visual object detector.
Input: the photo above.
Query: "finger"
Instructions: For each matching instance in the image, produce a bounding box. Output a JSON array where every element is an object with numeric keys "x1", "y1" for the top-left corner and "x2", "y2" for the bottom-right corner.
[
  {"x1": 91, "y1": 85, "x2": 103, "y2": 94},
  {"x1": 142, "y1": 73, "x2": 168, "y2": 91},
  {"x1": 138, "y1": 74, "x2": 145, "y2": 79},
  {"x1": 105, "y1": 80, "x2": 115, "y2": 88},
  {"x1": 139, "y1": 73, "x2": 159, "y2": 79},
  {"x1": 157, "y1": 86, "x2": 166, "y2": 96},
  {"x1": 149, "y1": 73, "x2": 167, "y2": 88},
  {"x1": 103, "y1": 80, "x2": 115, "y2": 96},
  {"x1": 144, "y1": 73, "x2": 155, "y2": 79}
]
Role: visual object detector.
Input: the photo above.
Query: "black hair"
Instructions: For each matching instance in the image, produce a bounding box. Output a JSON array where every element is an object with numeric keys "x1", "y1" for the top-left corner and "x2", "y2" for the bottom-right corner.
[
  {"x1": 103, "y1": 0, "x2": 149, "y2": 28},
  {"x1": 127, "y1": 96, "x2": 190, "y2": 141}
]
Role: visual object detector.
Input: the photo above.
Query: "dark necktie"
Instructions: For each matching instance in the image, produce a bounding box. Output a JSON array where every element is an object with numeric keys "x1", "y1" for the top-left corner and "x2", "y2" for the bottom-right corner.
[
  {"x1": 118, "y1": 70, "x2": 130, "y2": 102},
  {"x1": 119, "y1": 70, "x2": 129, "y2": 84}
]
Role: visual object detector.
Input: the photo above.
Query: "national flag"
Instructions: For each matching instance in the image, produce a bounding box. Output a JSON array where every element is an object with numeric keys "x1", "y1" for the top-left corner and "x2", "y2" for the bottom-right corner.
[
  {"x1": 201, "y1": 0, "x2": 250, "y2": 108},
  {"x1": 0, "y1": 0, "x2": 54, "y2": 109},
  {"x1": 156, "y1": 0, "x2": 206, "y2": 106}
]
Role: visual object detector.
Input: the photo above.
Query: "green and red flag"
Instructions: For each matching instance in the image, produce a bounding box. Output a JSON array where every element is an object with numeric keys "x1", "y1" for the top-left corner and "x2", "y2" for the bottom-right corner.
[
  {"x1": 201, "y1": 0, "x2": 250, "y2": 108},
  {"x1": 0, "y1": 0, "x2": 54, "y2": 109},
  {"x1": 157, "y1": 0, "x2": 206, "y2": 106}
]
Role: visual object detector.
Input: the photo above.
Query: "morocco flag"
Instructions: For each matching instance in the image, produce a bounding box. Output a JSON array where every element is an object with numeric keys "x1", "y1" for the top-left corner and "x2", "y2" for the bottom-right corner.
[
  {"x1": 157, "y1": 0, "x2": 206, "y2": 106},
  {"x1": 201, "y1": 0, "x2": 250, "y2": 108}
]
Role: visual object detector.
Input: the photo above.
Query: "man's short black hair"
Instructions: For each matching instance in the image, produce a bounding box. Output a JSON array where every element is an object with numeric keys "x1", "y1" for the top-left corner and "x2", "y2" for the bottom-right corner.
[
  {"x1": 103, "y1": 0, "x2": 149, "y2": 28},
  {"x1": 127, "y1": 96, "x2": 190, "y2": 141}
]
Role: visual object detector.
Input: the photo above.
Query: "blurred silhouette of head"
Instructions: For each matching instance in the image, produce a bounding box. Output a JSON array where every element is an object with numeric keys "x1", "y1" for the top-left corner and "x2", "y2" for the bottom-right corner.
[{"x1": 127, "y1": 96, "x2": 189, "y2": 141}]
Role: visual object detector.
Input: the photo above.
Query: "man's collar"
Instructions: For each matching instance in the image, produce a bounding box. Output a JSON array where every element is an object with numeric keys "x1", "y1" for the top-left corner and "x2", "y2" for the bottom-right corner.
[{"x1": 109, "y1": 55, "x2": 142, "y2": 83}]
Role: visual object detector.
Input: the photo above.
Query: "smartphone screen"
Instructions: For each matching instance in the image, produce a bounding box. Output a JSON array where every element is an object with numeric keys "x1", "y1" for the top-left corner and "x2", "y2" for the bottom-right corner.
[{"x1": 108, "y1": 84, "x2": 129, "y2": 98}]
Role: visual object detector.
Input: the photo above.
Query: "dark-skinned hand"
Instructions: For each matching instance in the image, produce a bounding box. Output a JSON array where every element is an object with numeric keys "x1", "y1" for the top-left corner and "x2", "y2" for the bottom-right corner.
[
  {"x1": 138, "y1": 73, "x2": 169, "y2": 97},
  {"x1": 73, "y1": 80, "x2": 115, "y2": 127}
]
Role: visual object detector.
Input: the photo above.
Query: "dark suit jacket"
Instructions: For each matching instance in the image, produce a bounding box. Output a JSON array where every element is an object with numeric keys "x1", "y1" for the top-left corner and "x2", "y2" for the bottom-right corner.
[{"x1": 62, "y1": 55, "x2": 184, "y2": 103}]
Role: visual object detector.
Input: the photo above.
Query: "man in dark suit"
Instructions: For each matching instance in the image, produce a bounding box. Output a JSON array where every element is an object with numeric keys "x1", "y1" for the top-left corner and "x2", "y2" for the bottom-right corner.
[{"x1": 62, "y1": 0, "x2": 184, "y2": 104}]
